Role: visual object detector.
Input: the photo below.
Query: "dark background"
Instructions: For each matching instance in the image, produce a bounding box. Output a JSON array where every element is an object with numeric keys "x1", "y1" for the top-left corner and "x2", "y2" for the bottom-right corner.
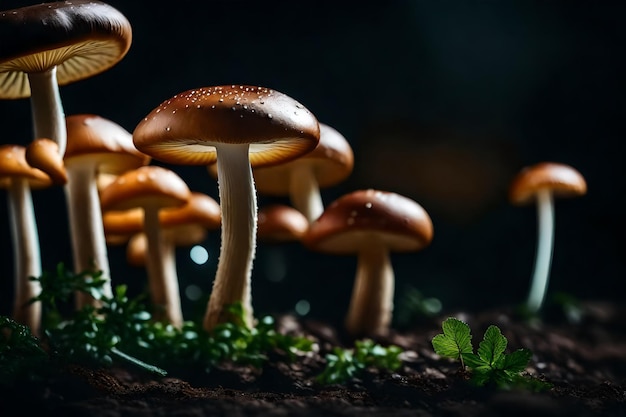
[{"x1": 0, "y1": 1, "x2": 624, "y2": 327}]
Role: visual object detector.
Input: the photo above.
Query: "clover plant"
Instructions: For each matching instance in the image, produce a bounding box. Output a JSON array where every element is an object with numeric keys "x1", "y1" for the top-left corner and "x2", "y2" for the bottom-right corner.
[{"x1": 432, "y1": 317, "x2": 550, "y2": 390}]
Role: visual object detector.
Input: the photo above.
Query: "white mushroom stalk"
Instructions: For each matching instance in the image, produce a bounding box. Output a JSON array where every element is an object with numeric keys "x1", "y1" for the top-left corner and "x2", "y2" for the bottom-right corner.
[
  {"x1": 28, "y1": 68, "x2": 66, "y2": 155},
  {"x1": 288, "y1": 163, "x2": 324, "y2": 222},
  {"x1": 65, "y1": 159, "x2": 113, "y2": 306},
  {"x1": 526, "y1": 189, "x2": 555, "y2": 314},
  {"x1": 204, "y1": 143, "x2": 257, "y2": 330},
  {"x1": 8, "y1": 178, "x2": 42, "y2": 334},
  {"x1": 346, "y1": 243, "x2": 394, "y2": 337},
  {"x1": 143, "y1": 207, "x2": 183, "y2": 327}
]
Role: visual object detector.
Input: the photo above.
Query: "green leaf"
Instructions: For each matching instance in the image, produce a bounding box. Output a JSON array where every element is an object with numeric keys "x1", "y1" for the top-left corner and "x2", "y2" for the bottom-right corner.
[
  {"x1": 431, "y1": 317, "x2": 473, "y2": 360},
  {"x1": 477, "y1": 325, "x2": 507, "y2": 366},
  {"x1": 500, "y1": 348, "x2": 532, "y2": 373},
  {"x1": 461, "y1": 352, "x2": 487, "y2": 369}
]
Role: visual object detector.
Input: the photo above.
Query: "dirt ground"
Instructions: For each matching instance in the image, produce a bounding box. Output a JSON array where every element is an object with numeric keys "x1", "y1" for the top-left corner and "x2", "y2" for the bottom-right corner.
[{"x1": 2, "y1": 301, "x2": 626, "y2": 417}]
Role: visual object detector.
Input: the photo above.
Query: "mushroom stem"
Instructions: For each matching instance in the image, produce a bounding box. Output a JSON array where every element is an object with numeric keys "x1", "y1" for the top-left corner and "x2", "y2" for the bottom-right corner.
[
  {"x1": 288, "y1": 164, "x2": 324, "y2": 222},
  {"x1": 143, "y1": 209, "x2": 183, "y2": 327},
  {"x1": 345, "y1": 243, "x2": 394, "y2": 337},
  {"x1": 28, "y1": 68, "x2": 67, "y2": 156},
  {"x1": 7, "y1": 178, "x2": 42, "y2": 334},
  {"x1": 526, "y1": 188, "x2": 555, "y2": 313},
  {"x1": 204, "y1": 143, "x2": 256, "y2": 331},
  {"x1": 65, "y1": 160, "x2": 112, "y2": 308}
]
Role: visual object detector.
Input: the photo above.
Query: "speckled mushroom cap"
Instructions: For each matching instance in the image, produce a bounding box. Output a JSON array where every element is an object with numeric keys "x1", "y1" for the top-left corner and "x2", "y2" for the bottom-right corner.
[
  {"x1": 65, "y1": 114, "x2": 150, "y2": 174},
  {"x1": 303, "y1": 189, "x2": 433, "y2": 254},
  {"x1": 0, "y1": 0, "x2": 132, "y2": 99},
  {"x1": 25, "y1": 138, "x2": 67, "y2": 185},
  {"x1": 509, "y1": 162, "x2": 587, "y2": 206},
  {"x1": 99, "y1": 165, "x2": 191, "y2": 212},
  {"x1": 0, "y1": 144, "x2": 52, "y2": 189},
  {"x1": 257, "y1": 204, "x2": 309, "y2": 243},
  {"x1": 251, "y1": 123, "x2": 354, "y2": 195},
  {"x1": 133, "y1": 85, "x2": 320, "y2": 168}
]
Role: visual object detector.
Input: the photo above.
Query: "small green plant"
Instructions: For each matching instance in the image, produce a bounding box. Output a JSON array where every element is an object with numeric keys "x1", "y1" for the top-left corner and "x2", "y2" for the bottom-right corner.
[
  {"x1": 316, "y1": 339, "x2": 403, "y2": 385},
  {"x1": 432, "y1": 317, "x2": 550, "y2": 390},
  {"x1": 19, "y1": 263, "x2": 315, "y2": 380}
]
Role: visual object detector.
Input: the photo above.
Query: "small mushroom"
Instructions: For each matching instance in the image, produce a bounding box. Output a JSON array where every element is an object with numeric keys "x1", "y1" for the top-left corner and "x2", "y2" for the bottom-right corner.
[
  {"x1": 125, "y1": 193, "x2": 221, "y2": 281},
  {"x1": 257, "y1": 204, "x2": 309, "y2": 244},
  {"x1": 0, "y1": 145, "x2": 53, "y2": 334},
  {"x1": 133, "y1": 85, "x2": 320, "y2": 331},
  {"x1": 0, "y1": 0, "x2": 132, "y2": 155},
  {"x1": 509, "y1": 162, "x2": 587, "y2": 314},
  {"x1": 303, "y1": 189, "x2": 433, "y2": 338},
  {"x1": 25, "y1": 138, "x2": 67, "y2": 185},
  {"x1": 100, "y1": 165, "x2": 191, "y2": 327}
]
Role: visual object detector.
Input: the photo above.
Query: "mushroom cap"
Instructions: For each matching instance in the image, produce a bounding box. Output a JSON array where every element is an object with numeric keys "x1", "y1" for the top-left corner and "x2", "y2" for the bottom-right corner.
[
  {"x1": 251, "y1": 123, "x2": 354, "y2": 195},
  {"x1": 65, "y1": 114, "x2": 151, "y2": 174},
  {"x1": 102, "y1": 207, "x2": 144, "y2": 237},
  {"x1": 99, "y1": 165, "x2": 191, "y2": 212},
  {"x1": 0, "y1": 0, "x2": 132, "y2": 99},
  {"x1": 0, "y1": 144, "x2": 52, "y2": 189},
  {"x1": 509, "y1": 162, "x2": 587, "y2": 206},
  {"x1": 133, "y1": 85, "x2": 320, "y2": 168},
  {"x1": 257, "y1": 204, "x2": 309, "y2": 243},
  {"x1": 160, "y1": 192, "x2": 221, "y2": 230},
  {"x1": 25, "y1": 138, "x2": 67, "y2": 185},
  {"x1": 303, "y1": 189, "x2": 433, "y2": 254}
]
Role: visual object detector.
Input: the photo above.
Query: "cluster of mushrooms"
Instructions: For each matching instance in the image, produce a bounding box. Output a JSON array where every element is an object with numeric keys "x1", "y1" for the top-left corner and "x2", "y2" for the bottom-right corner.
[{"x1": 0, "y1": 1, "x2": 587, "y2": 340}]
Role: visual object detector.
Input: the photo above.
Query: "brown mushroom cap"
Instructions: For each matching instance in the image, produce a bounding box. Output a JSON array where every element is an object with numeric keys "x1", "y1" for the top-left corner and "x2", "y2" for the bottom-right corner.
[
  {"x1": 509, "y1": 162, "x2": 587, "y2": 206},
  {"x1": 132, "y1": 85, "x2": 320, "y2": 167},
  {"x1": 303, "y1": 189, "x2": 433, "y2": 254},
  {"x1": 25, "y1": 138, "x2": 67, "y2": 185},
  {"x1": 252, "y1": 123, "x2": 354, "y2": 195},
  {"x1": 102, "y1": 207, "x2": 144, "y2": 238},
  {"x1": 65, "y1": 114, "x2": 150, "y2": 174},
  {"x1": 0, "y1": 145, "x2": 51, "y2": 189},
  {"x1": 99, "y1": 165, "x2": 191, "y2": 212},
  {"x1": 0, "y1": 0, "x2": 132, "y2": 99},
  {"x1": 257, "y1": 204, "x2": 309, "y2": 243}
]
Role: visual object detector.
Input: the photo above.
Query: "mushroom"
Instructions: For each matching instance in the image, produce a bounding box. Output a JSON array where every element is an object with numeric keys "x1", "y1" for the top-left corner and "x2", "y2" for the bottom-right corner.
[
  {"x1": 0, "y1": 0, "x2": 132, "y2": 155},
  {"x1": 257, "y1": 204, "x2": 309, "y2": 244},
  {"x1": 99, "y1": 165, "x2": 191, "y2": 327},
  {"x1": 124, "y1": 192, "x2": 221, "y2": 282},
  {"x1": 25, "y1": 138, "x2": 67, "y2": 185},
  {"x1": 0, "y1": 145, "x2": 53, "y2": 334},
  {"x1": 509, "y1": 162, "x2": 587, "y2": 314},
  {"x1": 303, "y1": 189, "x2": 433, "y2": 337},
  {"x1": 64, "y1": 114, "x2": 150, "y2": 308},
  {"x1": 209, "y1": 123, "x2": 353, "y2": 222},
  {"x1": 133, "y1": 85, "x2": 320, "y2": 331}
]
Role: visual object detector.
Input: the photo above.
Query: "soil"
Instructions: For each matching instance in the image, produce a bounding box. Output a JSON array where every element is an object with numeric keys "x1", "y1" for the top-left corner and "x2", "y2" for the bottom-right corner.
[{"x1": 2, "y1": 301, "x2": 626, "y2": 417}]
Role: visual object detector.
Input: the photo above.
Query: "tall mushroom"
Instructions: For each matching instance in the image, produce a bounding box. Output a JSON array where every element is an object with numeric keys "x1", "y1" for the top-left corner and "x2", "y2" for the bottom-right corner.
[
  {"x1": 0, "y1": 0, "x2": 132, "y2": 155},
  {"x1": 303, "y1": 189, "x2": 433, "y2": 337},
  {"x1": 0, "y1": 145, "x2": 54, "y2": 334},
  {"x1": 509, "y1": 162, "x2": 587, "y2": 314},
  {"x1": 100, "y1": 165, "x2": 191, "y2": 326},
  {"x1": 133, "y1": 85, "x2": 320, "y2": 330},
  {"x1": 64, "y1": 114, "x2": 150, "y2": 308}
]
